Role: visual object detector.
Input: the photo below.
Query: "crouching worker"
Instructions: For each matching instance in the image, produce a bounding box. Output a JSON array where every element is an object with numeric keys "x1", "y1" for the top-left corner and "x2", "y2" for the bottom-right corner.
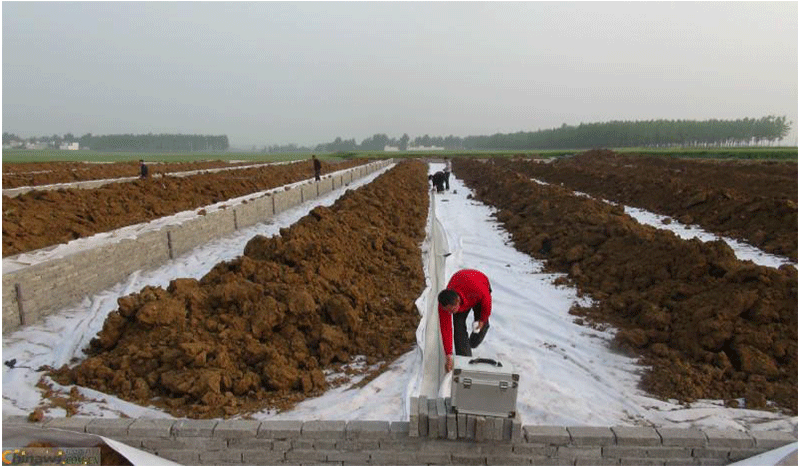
[
  {"x1": 438, "y1": 269, "x2": 492, "y2": 372},
  {"x1": 429, "y1": 171, "x2": 446, "y2": 193}
]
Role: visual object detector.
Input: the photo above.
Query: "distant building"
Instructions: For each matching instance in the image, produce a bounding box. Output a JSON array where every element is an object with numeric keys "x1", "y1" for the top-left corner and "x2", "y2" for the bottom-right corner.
[
  {"x1": 408, "y1": 145, "x2": 444, "y2": 151},
  {"x1": 384, "y1": 145, "x2": 400, "y2": 152},
  {"x1": 59, "y1": 142, "x2": 79, "y2": 150}
]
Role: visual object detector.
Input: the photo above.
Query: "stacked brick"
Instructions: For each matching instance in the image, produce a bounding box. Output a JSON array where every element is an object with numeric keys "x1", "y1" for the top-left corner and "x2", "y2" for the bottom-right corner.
[{"x1": 4, "y1": 416, "x2": 794, "y2": 465}]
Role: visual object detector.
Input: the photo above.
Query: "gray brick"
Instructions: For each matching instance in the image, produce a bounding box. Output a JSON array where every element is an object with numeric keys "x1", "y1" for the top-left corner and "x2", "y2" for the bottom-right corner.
[
  {"x1": 568, "y1": 426, "x2": 615, "y2": 445},
  {"x1": 292, "y1": 439, "x2": 315, "y2": 449},
  {"x1": 285, "y1": 449, "x2": 330, "y2": 462},
  {"x1": 603, "y1": 446, "x2": 647, "y2": 458},
  {"x1": 171, "y1": 418, "x2": 217, "y2": 437},
  {"x1": 750, "y1": 430, "x2": 796, "y2": 449},
  {"x1": 457, "y1": 413, "x2": 467, "y2": 438},
  {"x1": 612, "y1": 426, "x2": 661, "y2": 446},
  {"x1": 728, "y1": 448, "x2": 766, "y2": 462},
  {"x1": 390, "y1": 420, "x2": 410, "y2": 439},
  {"x1": 369, "y1": 451, "x2": 416, "y2": 465},
  {"x1": 453, "y1": 453, "x2": 487, "y2": 465},
  {"x1": 491, "y1": 417, "x2": 505, "y2": 440},
  {"x1": 127, "y1": 419, "x2": 174, "y2": 437},
  {"x1": 273, "y1": 440, "x2": 292, "y2": 451},
  {"x1": 531, "y1": 457, "x2": 575, "y2": 465},
  {"x1": 111, "y1": 438, "x2": 143, "y2": 449},
  {"x1": 475, "y1": 416, "x2": 487, "y2": 442},
  {"x1": 336, "y1": 439, "x2": 379, "y2": 450},
  {"x1": 525, "y1": 425, "x2": 570, "y2": 445},
  {"x1": 302, "y1": 420, "x2": 346, "y2": 439},
  {"x1": 428, "y1": 399, "x2": 439, "y2": 438},
  {"x1": 228, "y1": 438, "x2": 274, "y2": 450},
  {"x1": 558, "y1": 446, "x2": 602, "y2": 459},
  {"x1": 511, "y1": 414, "x2": 522, "y2": 442},
  {"x1": 703, "y1": 428, "x2": 755, "y2": 448},
  {"x1": 155, "y1": 449, "x2": 200, "y2": 464},
  {"x1": 418, "y1": 396, "x2": 428, "y2": 437},
  {"x1": 466, "y1": 415, "x2": 477, "y2": 440},
  {"x1": 345, "y1": 420, "x2": 389, "y2": 439},
  {"x1": 646, "y1": 446, "x2": 692, "y2": 459},
  {"x1": 416, "y1": 452, "x2": 451, "y2": 464},
  {"x1": 199, "y1": 450, "x2": 243, "y2": 463},
  {"x1": 409, "y1": 397, "x2": 419, "y2": 437},
  {"x1": 447, "y1": 412, "x2": 457, "y2": 440},
  {"x1": 43, "y1": 417, "x2": 91, "y2": 432},
  {"x1": 327, "y1": 451, "x2": 371, "y2": 463},
  {"x1": 513, "y1": 444, "x2": 558, "y2": 457},
  {"x1": 657, "y1": 427, "x2": 706, "y2": 447},
  {"x1": 257, "y1": 420, "x2": 302, "y2": 439},
  {"x1": 693, "y1": 447, "x2": 730, "y2": 459},
  {"x1": 487, "y1": 454, "x2": 534, "y2": 465},
  {"x1": 663, "y1": 459, "x2": 695, "y2": 466},
  {"x1": 142, "y1": 436, "x2": 227, "y2": 451},
  {"x1": 620, "y1": 457, "x2": 666, "y2": 465},
  {"x1": 315, "y1": 439, "x2": 338, "y2": 450},
  {"x1": 577, "y1": 458, "x2": 620, "y2": 465},
  {"x1": 213, "y1": 419, "x2": 260, "y2": 438},
  {"x1": 437, "y1": 398, "x2": 447, "y2": 438},
  {"x1": 242, "y1": 449, "x2": 286, "y2": 464},
  {"x1": 694, "y1": 457, "x2": 728, "y2": 465},
  {"x1": 86, "y1": 418, "x2": 134, "y2": 437}
]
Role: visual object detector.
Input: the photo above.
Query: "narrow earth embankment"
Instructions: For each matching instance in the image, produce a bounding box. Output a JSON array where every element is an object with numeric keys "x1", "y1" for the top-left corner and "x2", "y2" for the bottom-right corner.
[
  {"x1": 497, "y1": 150, "x2": 797, "y2": 261},
  {"x1": 3, "y1": 159, "x2": 366, "y2": 257},
  {"x1": 455, "y1": 158, "x2": 797, "y2": 413},
  {"x1": 3, "y1": 160, "x2": 264, "y2": 188}
]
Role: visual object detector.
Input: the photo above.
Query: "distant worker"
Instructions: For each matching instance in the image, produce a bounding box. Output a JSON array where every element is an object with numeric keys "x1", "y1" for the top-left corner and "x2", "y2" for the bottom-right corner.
[
  {"x1": 443, "y1": 157, "x2": 452, "y2": 190},
  {"x1": 430, "y1": 171, "x2": 446, "y2": 193},
  {"x1": 139, "y1": 159, "x2": 149, "y2": 178},
  {"x1": 312, "y1": 154, "x2": 322, "y2": 181},
  {"x1": 438, "y1": 269, "x2": 493, "y2": 373}
]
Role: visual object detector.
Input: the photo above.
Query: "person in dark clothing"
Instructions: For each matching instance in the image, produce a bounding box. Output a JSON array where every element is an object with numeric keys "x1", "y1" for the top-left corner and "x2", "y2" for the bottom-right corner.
[
  {"x1": 139, "y1": 160, "x2": 149, "y2": 178},
  {"x1": 312, "y1": 155, "x2": 322, "y2": 181},
  {"x1": 438, "y1": 269, "x2": 493, "y2": 372},
  {"x1": 430, "y1": 171, "x2": 446, "y2": 193}
]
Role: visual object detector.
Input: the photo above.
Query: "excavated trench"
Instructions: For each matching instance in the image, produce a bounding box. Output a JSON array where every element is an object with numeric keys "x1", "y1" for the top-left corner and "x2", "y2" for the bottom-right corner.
[
  {"x1": 455, "y1": 158, "x2": 797, "y2": 414},
  {"x1": 2, "y1": 159, "x2": 367, "y2": 257},
  {"x1": 49, "y1": 160, "x2": 429, "y2": 418}
]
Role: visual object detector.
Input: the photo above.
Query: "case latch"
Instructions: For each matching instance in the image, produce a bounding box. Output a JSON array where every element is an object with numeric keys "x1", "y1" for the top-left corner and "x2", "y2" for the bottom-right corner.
[{"x1": 462, "y1": 378, "x2": 472, "y2": 388}]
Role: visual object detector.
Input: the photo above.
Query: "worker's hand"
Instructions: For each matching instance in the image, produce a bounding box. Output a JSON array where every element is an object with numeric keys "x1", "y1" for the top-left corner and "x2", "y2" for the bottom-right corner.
[
  {"x1": 475, "y1": 321, "x2": 485, "y2": 332},
  {"x1": 445, "y1": 355, "x2": 454, "y2": 373}
]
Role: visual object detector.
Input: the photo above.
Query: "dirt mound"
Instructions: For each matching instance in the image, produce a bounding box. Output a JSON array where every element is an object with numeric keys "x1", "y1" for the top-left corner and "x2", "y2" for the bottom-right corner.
[
  {"x1": 3, "y1": 160, "x2": 262, "y2": 188},
  {"x1": 49, "y1": 160, "x2": 429, "y2": 418},
  {"x1": 3, "y1": 159, "x2": 365, "y2": 257},
  {"x1": 456, "y1": 158, "x2": 797, "y2": 413},
  {"x1": 499, "y1": 150, "x2": 797, "y2": 261}
]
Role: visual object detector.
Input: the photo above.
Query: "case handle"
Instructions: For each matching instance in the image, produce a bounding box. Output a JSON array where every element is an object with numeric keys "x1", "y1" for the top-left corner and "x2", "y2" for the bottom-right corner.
[{"x1": 468, "y1": 358, "x2": 503, "y2": 367}]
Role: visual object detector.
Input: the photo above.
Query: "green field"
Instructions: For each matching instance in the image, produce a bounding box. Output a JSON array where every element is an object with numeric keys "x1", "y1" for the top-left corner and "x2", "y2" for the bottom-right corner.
[{"x1": 3, "y1": 146, "x2": 796, "y2": 163}]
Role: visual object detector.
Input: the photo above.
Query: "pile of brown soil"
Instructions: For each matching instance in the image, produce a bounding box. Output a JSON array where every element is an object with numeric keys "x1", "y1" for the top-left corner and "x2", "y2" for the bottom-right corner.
[
  {"x1": 3, "y1": 159, "x2": 262, "y2": 188},
  {"x1": 499, "y1": 150, "x2": 798, "y2": 261},
  {"x1": 455, "y1": 158, "x2": 797, "y2": 413},
  {"x1": 3, "y1": 159, "x2": 365, "y2": 257},
  {"x1": 49, "y1": 160, "x2": 429, "y2": 418}
]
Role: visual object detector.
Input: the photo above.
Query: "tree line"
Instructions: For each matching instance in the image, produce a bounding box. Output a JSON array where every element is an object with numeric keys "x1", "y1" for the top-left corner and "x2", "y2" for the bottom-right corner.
[
  {"x1": 313, "y1": 116, "x2": 792, "y2": 152},
  {"x1": 3, "y1": 133, "x2": 229, "y2": 152}
]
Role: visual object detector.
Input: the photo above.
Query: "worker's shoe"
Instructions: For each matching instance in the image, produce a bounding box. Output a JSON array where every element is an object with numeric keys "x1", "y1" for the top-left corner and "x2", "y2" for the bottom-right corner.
[{"x1": 469, "y1": 322, "x2": 490, "y2": 348}]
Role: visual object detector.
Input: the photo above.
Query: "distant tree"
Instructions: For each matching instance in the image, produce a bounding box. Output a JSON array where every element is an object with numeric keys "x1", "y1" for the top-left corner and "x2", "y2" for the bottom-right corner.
[{"x1": 399, "y1": 133, "x2": 410, "y2": 151}]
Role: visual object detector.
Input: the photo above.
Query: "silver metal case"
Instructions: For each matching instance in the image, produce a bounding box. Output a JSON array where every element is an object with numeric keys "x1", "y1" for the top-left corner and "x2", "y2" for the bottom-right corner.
[{"x1": 450, "y1": 356, "x2": 519, "y2": 418}]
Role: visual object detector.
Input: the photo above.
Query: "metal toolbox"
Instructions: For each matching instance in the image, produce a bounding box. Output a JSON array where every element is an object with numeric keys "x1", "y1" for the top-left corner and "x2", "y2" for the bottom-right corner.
[{"x1": 450, "y1": 356, "x2": 519, "y2": 418}]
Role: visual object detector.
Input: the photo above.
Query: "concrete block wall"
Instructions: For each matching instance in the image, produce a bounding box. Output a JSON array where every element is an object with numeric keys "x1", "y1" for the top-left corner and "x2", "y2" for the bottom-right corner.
[
  {"x1": 2, "y1": 161, "x2": 389, "y2": 333},
  {"x1": 3, "y1": 416, "x2": 795, "y2": 466}
]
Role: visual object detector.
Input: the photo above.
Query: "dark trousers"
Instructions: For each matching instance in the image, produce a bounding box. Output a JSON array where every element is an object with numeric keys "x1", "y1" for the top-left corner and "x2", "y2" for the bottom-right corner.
[
  {"x1": 314, "y1": 169, "x2": 321, "y2": 181},
  {"x1": 444, "y1": 171, "x2": 450, "y2": 190},
  {"x1": 452, "y1": 304, "x2": 489, "y2": 356}
]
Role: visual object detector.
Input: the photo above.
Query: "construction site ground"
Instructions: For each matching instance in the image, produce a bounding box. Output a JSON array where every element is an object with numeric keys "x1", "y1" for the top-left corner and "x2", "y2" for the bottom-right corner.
[{"x1": 3, "y1": 153, "x2": 796, "y2": 421}]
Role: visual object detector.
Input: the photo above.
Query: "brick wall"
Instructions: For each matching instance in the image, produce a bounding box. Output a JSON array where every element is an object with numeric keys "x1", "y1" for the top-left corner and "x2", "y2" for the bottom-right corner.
[
  {"x1": 2, "y1": 161, "x2": 389, "y2": 333},
  {"x1": 3, "y1": 416, "x2": 794, "y2": 466}
]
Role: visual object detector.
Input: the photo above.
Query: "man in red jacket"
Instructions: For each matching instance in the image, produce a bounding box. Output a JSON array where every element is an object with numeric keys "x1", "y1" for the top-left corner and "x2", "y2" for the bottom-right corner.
[{"x1": 438, "y1": 269, "x2": 492, "y2": 372}]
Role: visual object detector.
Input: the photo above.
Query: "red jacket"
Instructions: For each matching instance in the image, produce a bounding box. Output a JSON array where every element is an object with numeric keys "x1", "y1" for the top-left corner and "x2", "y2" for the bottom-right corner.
[{"x1": 438, "y1": 269, "x2": 492, "y2": 356}]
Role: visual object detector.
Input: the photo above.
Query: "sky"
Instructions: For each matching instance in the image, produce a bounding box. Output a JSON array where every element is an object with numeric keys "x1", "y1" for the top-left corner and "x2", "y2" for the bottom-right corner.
[
  {"x1": 2, "y1": 2, "x2": 798, "y2": 147},
  {"x1": 3, "y1": 163, "x2": 796, "y2": 440}
]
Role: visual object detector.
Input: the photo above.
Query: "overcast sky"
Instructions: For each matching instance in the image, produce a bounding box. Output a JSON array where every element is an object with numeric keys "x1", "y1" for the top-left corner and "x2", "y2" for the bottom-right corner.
[{"x1": 3, "y1": 1, "x2": 798, "y2": 147}]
